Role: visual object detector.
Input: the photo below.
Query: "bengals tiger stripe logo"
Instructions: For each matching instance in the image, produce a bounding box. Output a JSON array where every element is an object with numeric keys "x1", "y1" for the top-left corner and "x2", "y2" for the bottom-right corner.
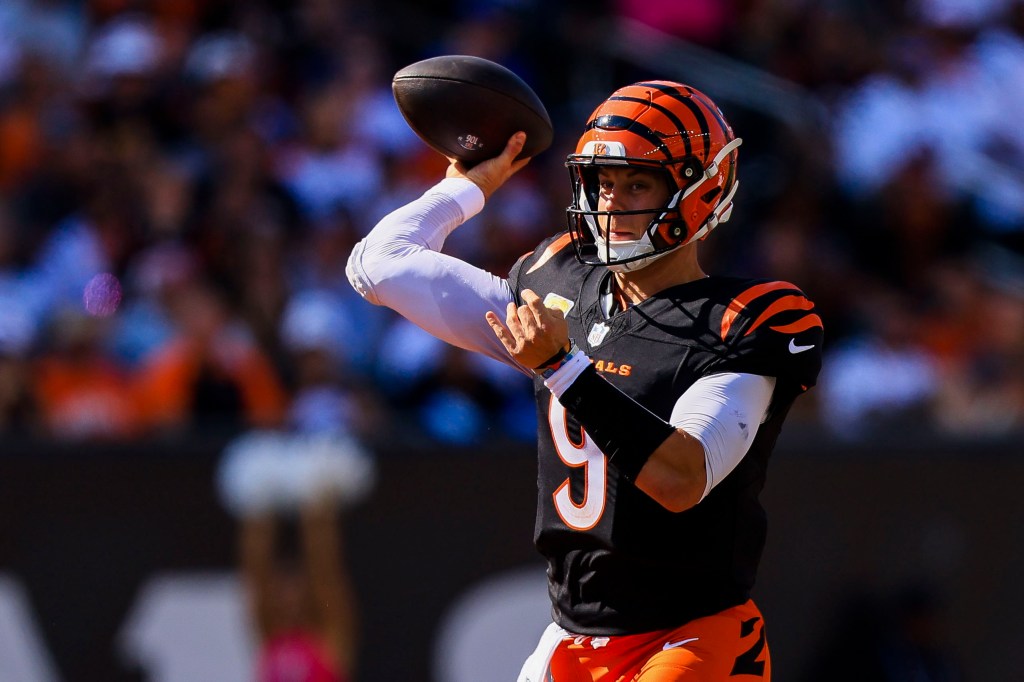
[{"x1": 720, "y1": 281, "x2": 823, "y2": 341}]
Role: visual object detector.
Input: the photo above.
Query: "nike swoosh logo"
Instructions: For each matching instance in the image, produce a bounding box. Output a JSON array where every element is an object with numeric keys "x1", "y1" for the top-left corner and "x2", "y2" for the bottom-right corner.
[
  {"x1": 663, "y1": 637, "x2": 699, "y2": 650},
  {"x1": 789, "y1": 339, "x2": 814, "y2": 354}
]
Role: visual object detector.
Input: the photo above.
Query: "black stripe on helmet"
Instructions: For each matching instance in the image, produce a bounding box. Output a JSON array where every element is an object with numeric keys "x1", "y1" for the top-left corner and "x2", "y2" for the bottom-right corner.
[
  {"x1": 636, "y1": 82, "x2": 712, "y2": 159},
  {"x1": 687, "y1": 89, "x2": 731, "y2": 138},
  {"x1": 588, "y1": 114, "x2": 670, "y2": 157},
  {"x1": 608, "y1": 95, "x2": 693, "y2": 157}
]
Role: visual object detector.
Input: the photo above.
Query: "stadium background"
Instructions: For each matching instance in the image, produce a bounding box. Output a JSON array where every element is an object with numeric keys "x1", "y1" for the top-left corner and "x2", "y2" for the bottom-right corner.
[{"x1": 1, "y1": 0, "x2": 1023, "y2": 680}]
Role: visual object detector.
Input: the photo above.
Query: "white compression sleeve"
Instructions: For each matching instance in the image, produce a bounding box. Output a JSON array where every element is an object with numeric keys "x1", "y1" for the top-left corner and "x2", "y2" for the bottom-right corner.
[
  {"x1": 346, "y1": 178, "x2": 527, "y2": 372},
  {"x1": 670, "y1": 373, "x2": 776, "y2": 501}
]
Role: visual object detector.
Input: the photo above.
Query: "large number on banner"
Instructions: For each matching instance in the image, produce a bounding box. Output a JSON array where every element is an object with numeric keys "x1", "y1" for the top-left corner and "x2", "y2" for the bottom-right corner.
[{"x1": 547, "y1": 396, "x2": 606, "y2": 530}]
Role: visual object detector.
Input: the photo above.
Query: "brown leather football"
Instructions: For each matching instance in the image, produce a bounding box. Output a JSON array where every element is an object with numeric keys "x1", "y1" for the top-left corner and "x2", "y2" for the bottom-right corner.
[{"x1": 392, "y1": 55, "x2": 553, "y2": 166}]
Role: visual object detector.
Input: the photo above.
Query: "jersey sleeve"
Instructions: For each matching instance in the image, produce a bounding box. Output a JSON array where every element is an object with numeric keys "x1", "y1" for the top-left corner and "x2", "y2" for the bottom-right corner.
[{"x1": 710, "y1": 280, "x2": 823, "y2": 394}]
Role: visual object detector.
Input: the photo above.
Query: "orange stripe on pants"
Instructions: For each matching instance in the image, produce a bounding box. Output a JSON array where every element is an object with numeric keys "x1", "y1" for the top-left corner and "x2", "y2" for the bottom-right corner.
[{"x1": 544, "y1": 600, "x2": 771, "y2": 681}]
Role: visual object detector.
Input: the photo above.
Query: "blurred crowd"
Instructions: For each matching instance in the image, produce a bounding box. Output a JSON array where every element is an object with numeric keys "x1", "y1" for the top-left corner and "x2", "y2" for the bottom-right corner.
[{"x1": 0, "y1": 0, "x2": 1022, "y2": 448}]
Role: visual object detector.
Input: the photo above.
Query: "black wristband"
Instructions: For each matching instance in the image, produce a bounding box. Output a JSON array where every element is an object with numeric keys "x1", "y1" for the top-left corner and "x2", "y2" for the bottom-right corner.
[
  {"x1": 535, "y1": 342, "x2": 571, "y2": 372},
  {"x1": 535, "y1": 341, "x2": 579, "y2": 378},
  {"x1": 559, "y1": 365, "x2": 676, "y2": 481}
]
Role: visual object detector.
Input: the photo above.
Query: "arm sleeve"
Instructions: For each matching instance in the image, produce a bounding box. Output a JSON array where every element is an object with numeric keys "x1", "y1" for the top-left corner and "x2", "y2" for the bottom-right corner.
[
  {"x1": 669, "y1": 372, "x2": 776, "y2": 501},
  {"x1": 346, "y1": 178, "x2": 527, "y2": 372}
]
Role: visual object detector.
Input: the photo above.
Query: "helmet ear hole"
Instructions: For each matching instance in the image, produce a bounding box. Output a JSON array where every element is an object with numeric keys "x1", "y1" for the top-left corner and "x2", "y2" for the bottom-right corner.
[{"x1": 700, "y1": 186, "x2": 722, "y2": 203}]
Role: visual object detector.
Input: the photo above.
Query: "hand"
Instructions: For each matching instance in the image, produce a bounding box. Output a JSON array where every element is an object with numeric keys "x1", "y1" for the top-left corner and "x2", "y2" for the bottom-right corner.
[
  {"x1": 446, "y1": 132, "x2": 531, "y2": 200},
  {"x1": 486, "y1": 288, "x2": 570, "y2": 370}
]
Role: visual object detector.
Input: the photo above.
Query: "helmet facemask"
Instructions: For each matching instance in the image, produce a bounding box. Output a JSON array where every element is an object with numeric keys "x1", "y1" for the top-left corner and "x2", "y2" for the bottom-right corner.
[{"x1": 567, "y1": 162, "x2": 688, "y2": 273}]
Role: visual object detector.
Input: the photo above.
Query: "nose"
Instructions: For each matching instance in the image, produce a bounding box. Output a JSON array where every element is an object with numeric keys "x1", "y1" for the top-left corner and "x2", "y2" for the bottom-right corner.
[{"x1": 599, "y1": 187, "x2": 622, "y2": 211}]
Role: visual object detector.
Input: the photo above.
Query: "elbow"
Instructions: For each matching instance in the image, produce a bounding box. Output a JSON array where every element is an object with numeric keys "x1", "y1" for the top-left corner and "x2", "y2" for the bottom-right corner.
[
  {"x1": 634, "y1": 434, "x2": 708, "y2": 513},
  {"x1": 345, "y1": 240, "x2": 380, "y2": 303},
  {"x1": 656, "y1": 485, "x2": 703, "y2": 514},
  {"x1": 636, "y1": 471, "x2": 705, "y2": 513}
]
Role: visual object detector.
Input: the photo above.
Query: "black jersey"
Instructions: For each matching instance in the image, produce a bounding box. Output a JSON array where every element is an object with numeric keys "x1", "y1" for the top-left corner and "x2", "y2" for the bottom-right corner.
[{"x1": 506, "y1": 233, "x2": 823, "y2": 635}]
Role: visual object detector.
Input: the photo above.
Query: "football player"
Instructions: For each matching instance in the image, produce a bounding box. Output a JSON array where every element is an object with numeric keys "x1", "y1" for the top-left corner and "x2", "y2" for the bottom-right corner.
[{"x1": 347, "y1": 81, "x2": 823, "y2": 681}]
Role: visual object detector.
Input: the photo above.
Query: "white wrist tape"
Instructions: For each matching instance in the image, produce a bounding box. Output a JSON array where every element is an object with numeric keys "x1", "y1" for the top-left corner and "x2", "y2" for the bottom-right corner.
[{"x1": 543, "y1": 351, "x2": 591, "y2": 398}]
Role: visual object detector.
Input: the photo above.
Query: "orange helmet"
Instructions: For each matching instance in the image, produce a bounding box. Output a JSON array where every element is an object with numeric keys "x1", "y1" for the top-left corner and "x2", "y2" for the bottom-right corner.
[{"x1": 566, "y1": 81, "x2": 742, "y2": 271}]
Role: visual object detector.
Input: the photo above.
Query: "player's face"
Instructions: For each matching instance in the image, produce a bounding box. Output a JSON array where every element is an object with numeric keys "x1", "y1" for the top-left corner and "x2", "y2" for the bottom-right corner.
[{"x1": 595, "y1": 167, "x2": 673, "y2": 241}]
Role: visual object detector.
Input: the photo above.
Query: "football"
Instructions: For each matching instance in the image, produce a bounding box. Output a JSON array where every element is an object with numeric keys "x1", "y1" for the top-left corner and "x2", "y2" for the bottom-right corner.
[{"x1": 392, "y1": 55, "x2": 553, "y2": 166}]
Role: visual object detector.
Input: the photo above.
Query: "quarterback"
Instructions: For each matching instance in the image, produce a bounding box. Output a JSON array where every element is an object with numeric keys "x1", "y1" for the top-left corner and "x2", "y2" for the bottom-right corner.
[{"x1": 347, "y1": 81, "x2": 823, "y2": 681}]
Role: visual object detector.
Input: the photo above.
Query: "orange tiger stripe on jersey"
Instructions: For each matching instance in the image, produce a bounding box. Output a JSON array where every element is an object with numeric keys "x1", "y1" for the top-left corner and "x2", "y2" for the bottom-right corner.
[
  {"x1": 743, "y1": 295, "x2": 815, "y2": 337},
  {"x1": 769, "y1": 314, "x2": 823, "y2": 335},
  {"x1": 720, "y1": 282, "x2": 800, "y2": 340},
  {"x1": 526, "y1": 233, "x2": 573, "y2": 274}
]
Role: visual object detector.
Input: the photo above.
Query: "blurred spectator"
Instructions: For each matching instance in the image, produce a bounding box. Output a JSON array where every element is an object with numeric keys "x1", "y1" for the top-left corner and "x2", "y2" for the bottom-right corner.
[
  {"x1": 338, "y1": 32, "x2": 421, "y2": 159},
  {"x1": 275, "y1": 82, "x2": 384, "y2": 224},
  {"x1": 0, "y1": 0, "x2": 87, "y2": 75},
  {"x1": 972, "y1": 0, "x2": 1024, "y2": 228},
  {"x1": 832, "y1": 0, "x2": 1024, "y2": 233},
  {"x1": 217, "y1": 428, "x2": 375, "y2": 682},
  {"x1": 818, "y1": 290, "x2": 940, "y2": 440},
  {"x1": 32, "y1": 310, "x2": 140, "y2": 440},
  {"x1": 184, "y1": 30, "x2": 263, "y2": 148},
  {"x1": 0, "y1": 55, "x2": 47, "y2": 192},
  {"x1": 188, "y1": 127, "x2": 301, "y2": 304},
  {"x1": 108, "y1": 242, "x2": 193, "y2": 366},
  {"x1": 134, "y1": 280, "x2": 287, "y2": 435},
  {"x1": 242, "y1": 501, "x2": 358, "y2": 682},
  {"x1": 932, "y1": 251, "x2": 1024, "y2": 434},
  {"x1": 0, "y1": 297, "x2": 36, "y2": 435},
  {"x1": 289, "y1": 209, "x2": 391, "y2": 373},
  {"x1": 841, "y1": 154, "x2": 973, "y2": 293},
  {"x1": 376, "y1": 319, "x2": 532, "y2": 444},
  {"x1": 280, "y1": 289, "x2": 385, "y2": 439}
]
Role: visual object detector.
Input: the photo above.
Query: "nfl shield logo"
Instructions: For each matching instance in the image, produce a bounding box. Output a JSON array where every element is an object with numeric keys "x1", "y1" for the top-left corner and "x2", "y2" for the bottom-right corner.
[{"x1": 587, "y1": 322, "x2": 610, "y2": 347}]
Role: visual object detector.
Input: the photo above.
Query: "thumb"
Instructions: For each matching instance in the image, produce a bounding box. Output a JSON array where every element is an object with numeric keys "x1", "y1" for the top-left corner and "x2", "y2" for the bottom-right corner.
[{"x1": 503, "y1": 131, "x2": 527, "y2": 160}]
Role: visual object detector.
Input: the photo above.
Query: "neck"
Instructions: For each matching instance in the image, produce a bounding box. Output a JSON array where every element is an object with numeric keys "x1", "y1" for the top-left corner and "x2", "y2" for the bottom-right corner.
[{"x1": 611, "y1": 244, "x2": 706, "y2": 306}]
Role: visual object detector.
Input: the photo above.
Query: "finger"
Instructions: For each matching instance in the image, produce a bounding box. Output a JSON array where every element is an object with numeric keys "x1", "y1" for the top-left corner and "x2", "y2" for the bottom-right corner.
[
  {"x1": 485, "y1": 311, "x2": 516, "y2": 350},
  {"x1": 513, "y1": 291, "x2": 541, "y2": 326},
  {"x1": 521, "y1": 289, "x2": 550, "y2": 326},
  {"x1": 523, "y1": 288, "x2": 566, "y2": 325},
  {"x1": 504, "y1": 300, "x2": 524, "y2": 339}
]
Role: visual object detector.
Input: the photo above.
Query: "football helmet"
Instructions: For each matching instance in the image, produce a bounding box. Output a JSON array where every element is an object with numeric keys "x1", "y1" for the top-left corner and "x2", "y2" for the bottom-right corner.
[{"x1": 566, "y1": 81, "x2": 742, "y2": 272}]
